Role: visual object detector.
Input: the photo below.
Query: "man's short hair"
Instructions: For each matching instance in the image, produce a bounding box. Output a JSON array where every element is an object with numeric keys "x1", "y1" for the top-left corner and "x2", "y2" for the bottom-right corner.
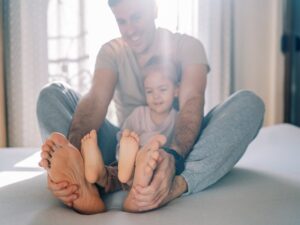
[{"x1": 108, "y1": 0, "x2": 155, "y2": 7}]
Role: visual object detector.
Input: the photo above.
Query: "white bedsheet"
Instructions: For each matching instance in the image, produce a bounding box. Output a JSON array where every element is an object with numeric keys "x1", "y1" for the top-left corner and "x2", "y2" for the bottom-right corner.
[{"x1": 0, "y1": 124, "x2": 299, "y2": 225}]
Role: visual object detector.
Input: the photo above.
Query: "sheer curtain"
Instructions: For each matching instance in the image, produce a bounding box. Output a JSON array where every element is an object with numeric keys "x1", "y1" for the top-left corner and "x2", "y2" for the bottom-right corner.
[
  {"x1": 3, "y1": 0, "x2": 115, "y2": 146},
  {"x1": 3, "y1": 0, "x2": 48, "y2": 147},
  {"x1": 48, "y1": 0, "x2": 91, "y2": 94},
  {"x1": 176, "y1": 0, "x2": 285, "y2": 124},
  {"x1": 47, "y1": 0, "x2": 122, "y2": 95},
  {"x1": 174, "y1": 0, "x2": 234, "y2": 113}
]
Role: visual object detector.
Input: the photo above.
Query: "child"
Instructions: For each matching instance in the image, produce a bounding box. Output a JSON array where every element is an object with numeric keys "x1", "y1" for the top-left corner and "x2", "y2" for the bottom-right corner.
[
  {"x1": 117, "y1": 56, "x2": 180, "y2": 185},
  {"x1": 80, "y1": 56, "x2": 180, "y2": 192}
]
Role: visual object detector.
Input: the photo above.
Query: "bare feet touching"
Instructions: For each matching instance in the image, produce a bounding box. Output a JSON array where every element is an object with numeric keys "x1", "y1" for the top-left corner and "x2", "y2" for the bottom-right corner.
[
  {"x1": 80, "y1": 130, "x2": 121, "y2": 193},
  {"x1": 123, "y1": 134, "x2": 167, "y2": 212},
  {"x1": 41, "y1": 131, "x2": 186, "y2": 214},
  {"x1": 44, "y1": 132, "x2": 106, "y2": 214},
  {"x1": 118, "y1": 129, "x2": 140, "y2": 183},
  {"x1": 81, "y1": 130, "x2": 106, "y2": 186}
]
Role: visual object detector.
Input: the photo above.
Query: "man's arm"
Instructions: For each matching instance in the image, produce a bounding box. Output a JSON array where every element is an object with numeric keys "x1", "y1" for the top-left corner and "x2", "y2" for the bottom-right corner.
[
  {"x1": 171, "y1": 64, "x2": 207, "y2": 157},
  {"x1": 68, "y1": 68, "x2": 117, "y2": 149}
]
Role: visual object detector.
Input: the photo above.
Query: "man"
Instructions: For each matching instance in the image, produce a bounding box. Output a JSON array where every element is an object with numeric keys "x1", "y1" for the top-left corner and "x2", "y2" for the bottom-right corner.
[{"x1": 38, "y1": 0, "x2": 265, "y2": 213}]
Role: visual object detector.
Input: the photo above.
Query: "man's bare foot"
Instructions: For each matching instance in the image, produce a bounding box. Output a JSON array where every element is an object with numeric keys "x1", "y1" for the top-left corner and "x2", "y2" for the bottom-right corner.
[
  {"x1": 133, "y1": 134, "x2": 166, "y2": 187},
  {"x1": 81, "y1": 130, "x2": 106, "y2": 185},
  {"x1": 118, "y1": 129, "x2": 140, "y2": 183},
  {"x1": 39, "y1": 139, "x2": 56, "y2": 169},
  {"x1": 46, "y1": 132, "x2": 106, "y2": 214},
  {"x1": 123, "y1": 134, "x2": 166, "y2": 211}
]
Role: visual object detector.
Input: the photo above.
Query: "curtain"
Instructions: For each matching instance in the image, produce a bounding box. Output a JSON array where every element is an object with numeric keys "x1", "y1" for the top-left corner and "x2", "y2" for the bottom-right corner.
[
  {"x1": 3, "y1": 0, "x2": 115, "y2": 146},
  {"x1": 175, "y1": 0, "x2": 234, "y2": 113},
  {"x1": 48, "y1": 0, "x2": 91, "y2": 94},
  {"x1": 204, "y1": 0, "x2": 235, "y2": 112},
  {"x1": 3, "y1": 0, "x2": 48, "y2": 147},
  {"x1": 176, "y1": 0, "x2": 284, "y2": 124},
  {"x1": 0, "y1": 0, "x2": 7, "y2": 147}
]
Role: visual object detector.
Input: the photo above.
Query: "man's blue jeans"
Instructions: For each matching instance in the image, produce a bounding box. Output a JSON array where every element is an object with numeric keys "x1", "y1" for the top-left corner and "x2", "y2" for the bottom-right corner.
[{"x1": 36, "y1": 82, "x2": 264, "y2": 195}]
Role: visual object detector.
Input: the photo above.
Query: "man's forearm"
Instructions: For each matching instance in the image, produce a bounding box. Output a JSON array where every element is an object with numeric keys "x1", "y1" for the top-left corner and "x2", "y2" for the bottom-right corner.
[
  {"x1": 172, "y1": 96, "x2": 204, "y2": 157},
  {"x1": 68, "y1": 94, "x2": 107, "y2": 149}
]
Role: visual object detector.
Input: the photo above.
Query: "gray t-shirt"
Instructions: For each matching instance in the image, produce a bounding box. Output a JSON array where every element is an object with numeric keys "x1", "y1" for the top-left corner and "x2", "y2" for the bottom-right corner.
[{"x1": 95, "y1": 28, "x2": 209, "y2": 126}]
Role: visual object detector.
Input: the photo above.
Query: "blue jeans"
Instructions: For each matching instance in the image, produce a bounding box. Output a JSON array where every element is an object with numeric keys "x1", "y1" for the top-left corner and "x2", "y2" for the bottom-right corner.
[{"x1": 36, "y1": 82, "x2": 264, "y2": 195}]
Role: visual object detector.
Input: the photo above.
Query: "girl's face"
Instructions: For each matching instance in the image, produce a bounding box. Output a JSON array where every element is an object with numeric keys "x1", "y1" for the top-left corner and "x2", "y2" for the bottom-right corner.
[{"x1": 144, "y1": 71, "x2": 178, "y2": 115}]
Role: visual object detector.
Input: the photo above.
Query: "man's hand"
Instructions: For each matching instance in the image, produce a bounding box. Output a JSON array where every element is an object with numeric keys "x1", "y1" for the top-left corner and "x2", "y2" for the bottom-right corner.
[
  {"x1": 47, "y1": 176, "x2": 79, "y2": 207},
  {"x1": 131, "y1": 149, "x2": 176, "y2": 211},
  {"x1": 39, "y1": 143, "x2": 79, "y2": 207}
]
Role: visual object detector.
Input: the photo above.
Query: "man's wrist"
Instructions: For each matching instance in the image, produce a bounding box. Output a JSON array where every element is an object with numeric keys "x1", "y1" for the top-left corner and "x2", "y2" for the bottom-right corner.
[
  {"x1": 68, "y1": 132, "x2": 81, "y2": 149},
  {"x1": 161, "y1": 147, "x2": 185, "y2": 175}
]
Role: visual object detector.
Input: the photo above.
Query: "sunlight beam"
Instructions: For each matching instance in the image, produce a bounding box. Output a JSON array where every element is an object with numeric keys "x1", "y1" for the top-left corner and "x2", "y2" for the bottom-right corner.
[{"x1": 0, "y1": 171, "x2": 44, "y2": 188}]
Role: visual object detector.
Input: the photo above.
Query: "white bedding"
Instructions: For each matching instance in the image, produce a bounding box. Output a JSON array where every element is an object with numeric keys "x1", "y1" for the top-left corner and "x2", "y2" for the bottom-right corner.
[{"x1": 0, "y1": 124, "x2": 299, "y2": 225}]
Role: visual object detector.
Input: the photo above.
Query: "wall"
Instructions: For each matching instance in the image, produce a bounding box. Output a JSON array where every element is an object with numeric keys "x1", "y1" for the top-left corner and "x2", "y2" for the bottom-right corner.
[{"x1": 234, "y1": 0, "x2": 285, "y2": 125}]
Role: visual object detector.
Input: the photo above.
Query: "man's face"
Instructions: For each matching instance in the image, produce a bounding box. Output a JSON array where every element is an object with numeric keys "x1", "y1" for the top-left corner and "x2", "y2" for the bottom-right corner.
[{"x1": 111, "y1": 0, "x2": 157, "y2": 54}]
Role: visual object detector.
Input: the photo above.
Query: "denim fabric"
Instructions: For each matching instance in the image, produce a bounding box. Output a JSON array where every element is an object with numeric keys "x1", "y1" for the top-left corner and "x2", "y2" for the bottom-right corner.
[{"x1": 36, "y1": 82, "x2": 119, "y2": 165}]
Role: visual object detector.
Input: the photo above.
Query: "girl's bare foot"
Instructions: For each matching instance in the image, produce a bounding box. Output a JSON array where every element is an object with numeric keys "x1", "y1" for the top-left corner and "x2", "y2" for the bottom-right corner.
[
  {"x1": 123, "y1": 134, "x2": 166, "y2": 211},
  {"x1": 118, "y1": 129, "x2": 140, "y2": 183},
  {"x1": 81, "y1": 130, "x2": 106, "y2": 185},
  {"x1": 47, "y1": 132, "x2": 106, "y2": 214}
]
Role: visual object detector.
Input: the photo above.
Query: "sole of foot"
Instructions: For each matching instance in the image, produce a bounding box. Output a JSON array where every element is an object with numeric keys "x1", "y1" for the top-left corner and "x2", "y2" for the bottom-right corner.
[
  {"x1": 118, "y1": 129, "x2": 140, "y2": 183},
  {"x1": 48, "y1": 132, "x2": 106, "y2": 214},
  {"x1": 123, "y1": 134, "x2": 167, "y2": 212},
  {"x1": 81, "y1": 130, "x2": 106, "y2": 185}
]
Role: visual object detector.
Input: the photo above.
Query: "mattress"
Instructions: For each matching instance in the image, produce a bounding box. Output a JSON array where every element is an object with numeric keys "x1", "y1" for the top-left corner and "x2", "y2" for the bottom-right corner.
[{"x1": 0, "y1": 123, "x2": 299, "y2": 225}]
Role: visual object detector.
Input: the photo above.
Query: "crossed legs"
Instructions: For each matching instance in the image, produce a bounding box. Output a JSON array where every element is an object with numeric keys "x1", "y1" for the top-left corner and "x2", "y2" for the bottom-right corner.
[
  {"x1": 38, "y1": 83, "x2": 184, "y2": 214},
  {"x1": 39, "y1": 84, "x2": 265, "y2": 214}
]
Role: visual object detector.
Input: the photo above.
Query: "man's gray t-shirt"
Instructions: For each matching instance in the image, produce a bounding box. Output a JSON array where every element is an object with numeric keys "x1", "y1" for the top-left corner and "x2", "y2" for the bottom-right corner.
[{"x1": 95, "y1": 28, "x2": 209, "y2": 126}]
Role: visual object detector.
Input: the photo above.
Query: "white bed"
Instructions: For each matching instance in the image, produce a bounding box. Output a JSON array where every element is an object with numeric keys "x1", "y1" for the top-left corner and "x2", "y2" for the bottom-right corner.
[{"x1": 0, "y1": 124, "x2": 299, "y2": 225}]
